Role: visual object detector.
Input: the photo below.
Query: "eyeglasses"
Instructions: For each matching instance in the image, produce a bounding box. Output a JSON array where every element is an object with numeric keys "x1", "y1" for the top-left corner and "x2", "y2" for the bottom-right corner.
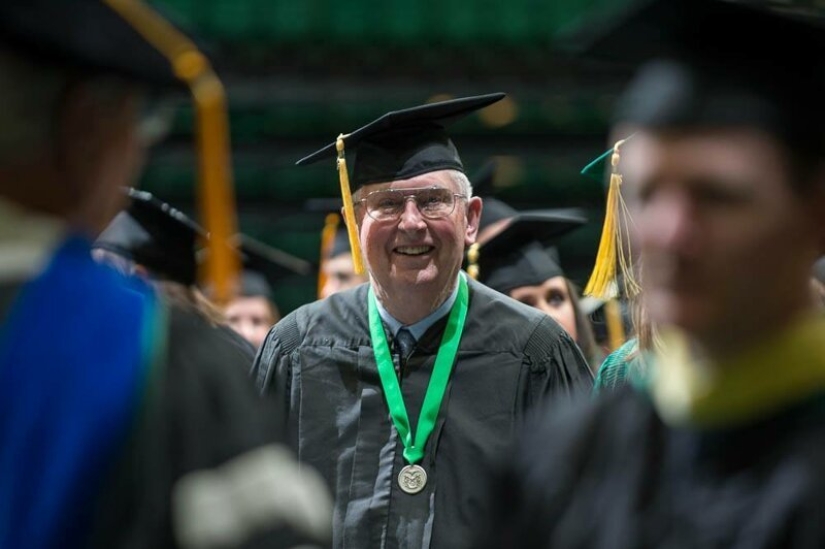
[{"x1": 358, "y1": 187, "x2": 467, "y2": 221}]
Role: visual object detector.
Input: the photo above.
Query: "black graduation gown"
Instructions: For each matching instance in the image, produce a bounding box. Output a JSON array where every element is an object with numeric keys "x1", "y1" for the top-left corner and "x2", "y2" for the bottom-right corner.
[
  {"x1": 89, "y1": 301, "x2": 333, "y2": 548},
  {"x1": 476, "y1": 385, "x2": 825, "y2": 549},
  {"x1": 252, "y1": 277, "x2": 593, "y2": 549}
]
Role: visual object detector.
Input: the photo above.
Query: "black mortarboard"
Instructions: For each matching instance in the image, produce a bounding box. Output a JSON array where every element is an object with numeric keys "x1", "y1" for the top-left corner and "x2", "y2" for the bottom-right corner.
[
  {"x1": 474, "y1": 209, "x2": 587, "y2": 292},
  {"x1": 482, "y1": 209, "x2": 588, "y2": 254},
  {"x1": 235, "y1": 234, "x2": 312, "y2": 300},
  {"x1": 94, "y1": 189, "x2": 203, "y2": 286},
  {"x1": 570, "y1": 0, "x2": 825, "y2": 155},
  {"x1": 0, "y1": 0, "x2": 242, "y2": 303},
  {"x1": 480, "y1": 242, "x2": 566, "y2": 295},
  {"x1": 0, "y1": 0, "x2": 183, "y2": 87},
  {"x1": 297, "y1": 93, "x2": 506, "y2": 187},
  {"x1": 296, "y1": 93, "x2": 506, "y2": 275},
  {"x1": 479, "y1": 198, "x2": 518, "y2": 233}
]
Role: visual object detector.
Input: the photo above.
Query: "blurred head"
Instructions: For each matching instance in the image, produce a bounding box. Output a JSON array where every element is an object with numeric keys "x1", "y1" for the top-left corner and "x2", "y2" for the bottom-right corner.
[
  {"x1": 584, "y1": 0, "x2": 825, "y2": 356},
  {"x1": 0, "y1": 49, "x2": 147, "y2": 235},
  {"x1": 320, "y1": 252, "x2": 368, "y2": 298},
  {"x1": 620, "y1": 128, "x2": 825, "y2": 356},
  {"x1": 224, "y1": 295, "x2": 279, "y2": 349}
]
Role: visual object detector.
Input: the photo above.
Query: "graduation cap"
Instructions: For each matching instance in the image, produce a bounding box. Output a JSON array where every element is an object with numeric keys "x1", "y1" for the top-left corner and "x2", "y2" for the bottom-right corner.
[
  {"x1": 0, "y1": 0, "x2": 241, "y2": 303},
  {"x1": 94, "y1": 188, "x2": 204, "y2": 286},
  {"x1": 234, "y1": 234, "x2": 312, "y2": 301},
  {"x1": 478, "y1": 242, "x2": 565, "y2": 295},
  {"x1": 473, "y1": 209, "x2": 587, "y2": 292},
  {"x1": 568, "y1": 0, "x2": 825, "y2": 156},
  {"x1": 296, "y1": 93, "x2": 507, "y2": 275},
  {"x1": 0, "y1": 0, "x2": 182, "y2": 87}
]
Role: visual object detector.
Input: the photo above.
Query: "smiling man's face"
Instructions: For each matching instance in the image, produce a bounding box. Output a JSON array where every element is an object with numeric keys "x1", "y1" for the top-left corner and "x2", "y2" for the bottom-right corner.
[{"x1": 356, "y1": 169, "x2": 481, "y2": 305}]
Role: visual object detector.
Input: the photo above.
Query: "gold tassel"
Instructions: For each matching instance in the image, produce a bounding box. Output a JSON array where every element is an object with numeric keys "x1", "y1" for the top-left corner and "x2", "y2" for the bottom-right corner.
[
  {"x1": 317, "y1": 213, "x2": 340, "y2": 298},
  {"x1": 466, "y1": 243, "x2": 480, "y2": 280},
  {"x1": 104, "y1": 0, "x2": 240, "y2": 305},
  {"x1": 604, "y1": 298, "x2": 626, "y2": 352},
  {"x1": 583, "y1": 137, "x2": 640, "y2": 299},
  {"x1": 336, "y1": 135, "x2": 366, "y2": 275}
]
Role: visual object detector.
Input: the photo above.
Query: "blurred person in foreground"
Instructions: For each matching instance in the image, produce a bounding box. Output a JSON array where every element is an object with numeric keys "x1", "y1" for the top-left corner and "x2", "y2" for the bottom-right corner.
[
  {"x1": 252, "y1": 94, "x2": 592, "y2": 549},
  {"x1": 0, "y1": 1, "x2": 330, "y2": 548},
  {"x1": 476, "y1": 0, "x2": 825, "y2": 547}
]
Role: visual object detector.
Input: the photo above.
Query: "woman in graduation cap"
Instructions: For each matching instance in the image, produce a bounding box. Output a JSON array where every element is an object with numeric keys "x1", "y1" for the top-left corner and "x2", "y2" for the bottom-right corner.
[
  {"x1": 468, "y1": 187, "x2": 602, "y2": 370},
  {"x1": 251, "y1": 93, "x2": 593, "y2": 549},
  {"x1": 475, "y1": 1, "x2": 825, "y2": 547}
]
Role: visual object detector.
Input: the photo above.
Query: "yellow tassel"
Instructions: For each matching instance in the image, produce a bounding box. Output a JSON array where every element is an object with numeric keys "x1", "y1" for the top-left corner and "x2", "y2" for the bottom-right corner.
[
  {"x1": 604, "y1": 298, "x2": 626, "y2": 351},
  {"x1": 336, "y1": 135, "x2": 366, "y2": 275},
  {"x1": 104, "y1": 0, "x2": 240, "y2": 305},
  {"x1": 466, "y1": 243, "x2": 480, "y2": 280},
  {"x1": 317, "y1": 213, "x2": 340, "y2": 298},
  {"x1": 583, "y1": 137, "x2": 641, "y2": 300}
]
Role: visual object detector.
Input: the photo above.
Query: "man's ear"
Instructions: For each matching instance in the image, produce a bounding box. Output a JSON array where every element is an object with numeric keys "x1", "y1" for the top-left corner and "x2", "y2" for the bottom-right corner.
[{"x1": 465, "y1": 196, "x2": 482, "y2": 246}]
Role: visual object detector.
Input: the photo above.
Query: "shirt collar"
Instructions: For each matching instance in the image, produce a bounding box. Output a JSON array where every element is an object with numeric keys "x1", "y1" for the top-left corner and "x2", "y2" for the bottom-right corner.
[{"x1": 375, "y1": 272, "x2": 464, "y2": 341}]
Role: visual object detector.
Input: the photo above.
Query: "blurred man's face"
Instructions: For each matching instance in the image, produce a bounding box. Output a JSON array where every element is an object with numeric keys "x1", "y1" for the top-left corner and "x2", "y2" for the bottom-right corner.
[
  {"x1": 621, "y1": 129, "x2": 822, "y2": 354},
  {"x1": 320, "y1": 253, "x2": 368, "y2": 298}
]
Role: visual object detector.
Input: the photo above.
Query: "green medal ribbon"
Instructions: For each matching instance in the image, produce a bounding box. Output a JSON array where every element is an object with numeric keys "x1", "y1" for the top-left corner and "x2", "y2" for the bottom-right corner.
[{"x1": 368, "y1": 274, "x2": 469, "y2": 465}]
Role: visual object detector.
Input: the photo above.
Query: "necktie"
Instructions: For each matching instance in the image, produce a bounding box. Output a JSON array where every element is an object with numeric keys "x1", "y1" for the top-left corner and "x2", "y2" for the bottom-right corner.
[{"x1": 395, "y1": 327, "x2": 417, "y2": 361}]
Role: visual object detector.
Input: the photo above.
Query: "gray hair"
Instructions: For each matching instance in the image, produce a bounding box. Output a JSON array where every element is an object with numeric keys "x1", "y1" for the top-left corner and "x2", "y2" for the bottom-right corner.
[{"x1": 448, "y1": 170, "x2": 473, "y2": 198}]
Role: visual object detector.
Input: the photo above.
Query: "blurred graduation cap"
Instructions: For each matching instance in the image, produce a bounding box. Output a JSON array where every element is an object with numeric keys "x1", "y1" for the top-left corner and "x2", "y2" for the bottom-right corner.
[
  {"x1": 565, "y1": 0, "x2": 825, "y2": 156},
  {"x1": 233, "y1": 234, "x2": 312, "y2": 301},
  {"x1": 473, "y1": 209, "x2": 587, "y2": 293},
  {"x1": 296, "y1": 93, "x2": 506, "y2": 275},
  {"x1": 0, "y1": 0, "x2": 241, "y2": 303},
  {"x1": 94, "y1": 188, "x2": 204, "y2": 286},
  {"x1": 0, "y1": 0, "x2": 183, "y2": 87}
]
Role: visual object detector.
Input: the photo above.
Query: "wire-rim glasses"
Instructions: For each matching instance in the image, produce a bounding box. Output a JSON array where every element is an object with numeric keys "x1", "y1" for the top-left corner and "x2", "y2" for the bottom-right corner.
[{"x1": 358, "y1": 187, "x2": 467, "y2": 221}]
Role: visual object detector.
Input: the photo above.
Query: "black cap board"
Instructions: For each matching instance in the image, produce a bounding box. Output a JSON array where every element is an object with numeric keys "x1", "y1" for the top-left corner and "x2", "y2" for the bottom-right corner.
[
  {"x1": 475, "y1": 209, "x2": 587, "y2": 292},
  {"x1": 0, "y1": 0, "x2": 185, "y2": 88},
  {"x1": 234, "y1": 234, "x2": 312, "y2": 299},
  {"x1": 480, "y1": 242, "x2": 566, "y2": 295},
  {"x1": 296, "y1": 93, "x2": 506, "y2": 188},
  {"x1": 94, "y1": 188, "x2": 203, "y2": 285},
  {"x1": 567, "y1": 0, "x2": 825, "y2": 156}
]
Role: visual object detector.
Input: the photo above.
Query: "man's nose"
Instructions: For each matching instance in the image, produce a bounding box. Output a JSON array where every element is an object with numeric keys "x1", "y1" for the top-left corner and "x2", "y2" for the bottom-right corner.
[
  {"x1": 398, "y1": 197, "x2": 426, "y2": 230},
  {"x1": 641, "y1": 194, "x2": 700, "y2": 255}
]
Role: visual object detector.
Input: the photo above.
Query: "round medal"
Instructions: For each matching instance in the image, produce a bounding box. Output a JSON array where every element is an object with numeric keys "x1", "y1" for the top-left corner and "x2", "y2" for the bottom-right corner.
[{"x1": 398, "y1": 464, "x2": 427, "y2": 494}]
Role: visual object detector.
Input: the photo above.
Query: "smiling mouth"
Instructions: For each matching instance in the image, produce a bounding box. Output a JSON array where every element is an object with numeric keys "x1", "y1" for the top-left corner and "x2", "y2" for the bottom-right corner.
[{"x1": 395, "y1": 246, "x2": 434, "y2": 256}]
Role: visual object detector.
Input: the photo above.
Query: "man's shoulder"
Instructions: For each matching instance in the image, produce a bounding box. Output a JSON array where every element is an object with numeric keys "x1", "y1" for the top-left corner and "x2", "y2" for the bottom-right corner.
[{"x1": 269, "y1": 284, "x2": 369, "y2": 349}]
